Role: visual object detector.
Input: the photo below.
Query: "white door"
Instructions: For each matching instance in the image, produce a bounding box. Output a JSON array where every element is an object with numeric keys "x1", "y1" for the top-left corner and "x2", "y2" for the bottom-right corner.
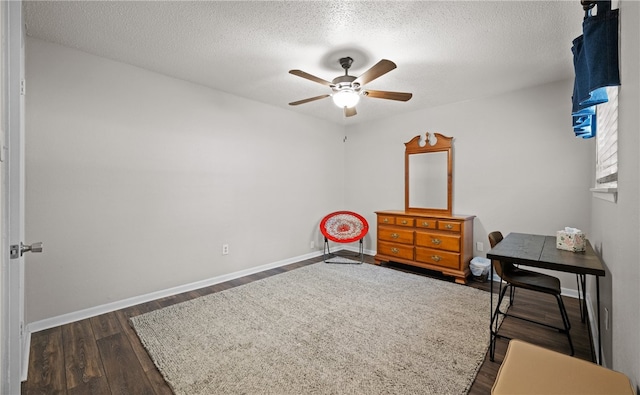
[{"x1": 2, "y1": 1, "x2": 35, "y2": 393}]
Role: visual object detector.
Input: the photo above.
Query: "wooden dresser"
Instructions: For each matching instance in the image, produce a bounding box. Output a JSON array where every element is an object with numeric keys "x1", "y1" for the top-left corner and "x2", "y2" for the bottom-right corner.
[{"x1": 374, "y1": 210, "x2": 475, "y2": 284}]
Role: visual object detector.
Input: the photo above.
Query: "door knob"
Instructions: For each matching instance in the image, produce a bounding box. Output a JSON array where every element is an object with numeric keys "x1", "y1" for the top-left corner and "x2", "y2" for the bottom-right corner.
[{"x1": 22, "y1": 242, "x2": 43, "y2": 254}]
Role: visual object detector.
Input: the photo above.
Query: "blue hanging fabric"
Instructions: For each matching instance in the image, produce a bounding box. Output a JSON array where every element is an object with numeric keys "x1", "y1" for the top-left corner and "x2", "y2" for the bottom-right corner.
[
  {"x1": 573, "y1": 107, "x2": 597, "y2": 139},
  {"x1": 571, "y1": 0, "x2": 620, "y2": 138}
]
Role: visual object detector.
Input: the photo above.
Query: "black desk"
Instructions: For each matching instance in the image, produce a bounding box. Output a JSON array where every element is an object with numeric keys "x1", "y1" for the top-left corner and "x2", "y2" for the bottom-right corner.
[{"x1": 486, "y1": 232, "x2": 606, "y2": 364}]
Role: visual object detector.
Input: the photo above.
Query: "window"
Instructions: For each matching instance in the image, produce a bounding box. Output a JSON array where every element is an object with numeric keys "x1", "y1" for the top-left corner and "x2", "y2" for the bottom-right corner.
[{"x1": 592, "y1": 86, "x2": 618, "y2": 200}]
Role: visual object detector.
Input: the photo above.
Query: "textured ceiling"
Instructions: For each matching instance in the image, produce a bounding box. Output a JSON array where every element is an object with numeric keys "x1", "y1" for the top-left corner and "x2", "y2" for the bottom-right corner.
[{"x1": 24, "y1": 1, "x2": 585, "y2": 125}]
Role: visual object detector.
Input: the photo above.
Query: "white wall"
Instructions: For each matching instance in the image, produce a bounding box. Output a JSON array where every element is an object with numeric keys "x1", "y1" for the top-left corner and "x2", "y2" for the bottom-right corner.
[
  {"x1": 24, "y1": 38, "x2": 345, "y2": 323},
  {"x1": 588, "y1": 0, "x2": 640, "y2": 386},
  {"x1": 345, "y1": 79, "x2": 594, "y2": 289}
]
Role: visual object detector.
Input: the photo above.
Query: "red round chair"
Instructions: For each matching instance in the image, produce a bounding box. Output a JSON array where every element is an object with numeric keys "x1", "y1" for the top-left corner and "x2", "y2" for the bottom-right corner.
[{"x1": 319, "y1": 211, "x2": 369, "y2": 264}]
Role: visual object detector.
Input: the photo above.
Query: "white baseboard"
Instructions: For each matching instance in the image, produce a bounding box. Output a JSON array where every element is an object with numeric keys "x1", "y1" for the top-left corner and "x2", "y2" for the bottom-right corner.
[{"x1": 26, "y1": 250, "x2": 325, "y2": 335}]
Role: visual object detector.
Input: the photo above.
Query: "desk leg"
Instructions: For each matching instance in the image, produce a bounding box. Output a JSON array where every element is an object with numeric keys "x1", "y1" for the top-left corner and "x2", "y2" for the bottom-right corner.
[
  {"x1": 577, "y1": 274, "x2": 587, "y2": 323},
  {"x1": 490, "y1": 267, "x2": 495, "y2": 361},
  {"x1": 581, "y1": 274, "x2": 587, "y2": 323},
  {"x1": 597, "y1": 275, "x2": 602, "y2": 365},
  {"x1": 578, "y1": 273, "x2": 598, "y2": 361},
  {"x1": 489, "y1": 267, "x2": 505, "y2": 361}
]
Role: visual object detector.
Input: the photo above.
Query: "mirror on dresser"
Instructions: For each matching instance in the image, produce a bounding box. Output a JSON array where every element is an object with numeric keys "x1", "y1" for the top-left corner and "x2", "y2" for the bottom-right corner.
[{"x1": 405, "y1": 133, "x2": 452, "y2": 215}]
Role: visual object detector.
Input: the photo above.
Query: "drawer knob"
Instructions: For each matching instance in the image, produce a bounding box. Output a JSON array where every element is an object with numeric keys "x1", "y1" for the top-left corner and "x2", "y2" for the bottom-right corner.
[
  {"x1": 422, "y1": 221, "x2": 429, "y2": 227},
  {"x1": 383, "y1": 218, "x2": 389, "y2": 223},
  {"x1": 445, "y1": 224, "x2": 453, "y2": 230},
  {"x1": 391, "y1": 248, "x2": 399, "y2": 254},
  {"x1": 401, "y1": 220, "x2": 408, "y2": 225},
  {"x1": 391, "y1": 233, "x2": 399, "y2": 239},
  {"x1": 432, "y1": 255, "x2": 442, "y2": 262},
  {"x1": 432, "y1": 238, "x2": 442, "y2": 245}
]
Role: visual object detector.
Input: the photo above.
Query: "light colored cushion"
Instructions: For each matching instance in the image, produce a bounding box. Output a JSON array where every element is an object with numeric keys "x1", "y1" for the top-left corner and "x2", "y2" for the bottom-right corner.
[{"x1": 492, "y1": 340, "x2": 635, "y2": 395}]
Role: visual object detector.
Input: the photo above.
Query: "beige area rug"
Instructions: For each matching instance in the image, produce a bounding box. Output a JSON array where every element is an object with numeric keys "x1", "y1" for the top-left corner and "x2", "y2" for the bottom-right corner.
[{"x1": 131, "y1": 262, "x2": 502, "y2": 395}]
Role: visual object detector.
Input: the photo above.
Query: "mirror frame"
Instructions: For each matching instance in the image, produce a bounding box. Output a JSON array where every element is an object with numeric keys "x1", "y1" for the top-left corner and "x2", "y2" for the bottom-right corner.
[{"x1": 405, "y1": 132, "x2": 453, "y2": 216}]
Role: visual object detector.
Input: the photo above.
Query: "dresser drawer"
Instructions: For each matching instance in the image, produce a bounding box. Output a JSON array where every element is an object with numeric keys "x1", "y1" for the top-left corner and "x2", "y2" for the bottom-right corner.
[
  {"x1": 379, "y1": 227, "x2": 414, "y2": 244},
  {"x1": 378, "y1": 215, "x2": 395, "y2": 225},
  {"x1": 394, "y1": 217, "x2": 414, "y2": 227},
  {"x1": 415, "y1": 218, "x2": 437, "y2": 229},
  {"x1": 378, "y1": 241, "x2": 414, "y2": 260},
  {"x1": 415, "y1": 231, "x2": 461, "y2": 252},
  {"x1": 438, "y1": 220, "x2": 461, "y2": 232},
  {"x1": 377, "y1": 215, "x2": 414, "y2": 227},
  {"x1": 415, "y1": 247, "x2": 460, "y2": 269}
]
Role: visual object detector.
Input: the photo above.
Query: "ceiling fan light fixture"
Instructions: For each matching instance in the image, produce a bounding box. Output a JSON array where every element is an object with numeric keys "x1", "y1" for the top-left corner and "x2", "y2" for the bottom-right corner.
[
  {"x1": 332, "y1": 90, "x2": 360, "y2": 108},
  {"x1": 289, "y1": 57, "x2": 411, "y2": 116}
]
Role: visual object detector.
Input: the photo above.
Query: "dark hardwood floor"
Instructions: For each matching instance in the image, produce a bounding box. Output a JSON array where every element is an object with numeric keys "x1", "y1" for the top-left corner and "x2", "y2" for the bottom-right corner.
[{"x1": 22, "y1": 253, "x2": 594, "y2": 395}]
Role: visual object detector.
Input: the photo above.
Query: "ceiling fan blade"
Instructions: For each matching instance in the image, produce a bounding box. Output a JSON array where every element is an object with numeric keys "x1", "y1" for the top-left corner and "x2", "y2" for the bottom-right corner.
[
  {"x1": 289, "y1": 70, "x2": 333, "y2": 87},
  {"x1": 344, "y1": 106, "x2": 357, "y2": 117},
  {"x1": 288, "y1": 94, "x2": 330, "y2": 106},
  {"x1": 364, "y1": 90, "x2": 413, "y2": 102},
  {"x1": 353, "y1": 59, "x2": 397, "y2": 86}
]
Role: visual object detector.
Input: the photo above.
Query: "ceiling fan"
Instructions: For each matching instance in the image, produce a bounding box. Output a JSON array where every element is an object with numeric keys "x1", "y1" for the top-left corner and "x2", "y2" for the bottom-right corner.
[{"x1": 288, "y1": 57, "x2": 413, "y2": 117}]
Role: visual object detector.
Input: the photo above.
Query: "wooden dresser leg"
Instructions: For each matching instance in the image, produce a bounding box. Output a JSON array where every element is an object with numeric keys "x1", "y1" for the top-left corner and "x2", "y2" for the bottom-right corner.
[{"x1": 455, "y1": 276, "x2": 468, "y2": 285}]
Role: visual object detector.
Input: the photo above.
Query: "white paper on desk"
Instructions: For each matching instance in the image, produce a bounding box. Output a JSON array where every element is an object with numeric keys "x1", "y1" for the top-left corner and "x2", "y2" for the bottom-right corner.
[{"x1": 564, "y1": 227, "x2": 582, "y2": 234}]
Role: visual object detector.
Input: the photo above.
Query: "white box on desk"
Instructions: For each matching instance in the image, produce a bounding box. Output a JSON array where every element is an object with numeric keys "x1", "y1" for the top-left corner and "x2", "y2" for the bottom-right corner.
[{"x1": 556, "y1": 230, "x2": 586, "y2": 252}]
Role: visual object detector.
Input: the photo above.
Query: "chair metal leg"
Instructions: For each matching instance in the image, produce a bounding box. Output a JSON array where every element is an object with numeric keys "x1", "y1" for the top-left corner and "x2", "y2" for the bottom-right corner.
[
  {"x1": 494, "y1": 283, "x2": 511, "y2": 319},
  {"x1": 490, "y1": 280, "x2": 513, "y2": 361},
  {"x1": 555, "y1": 294, "x2": 574, "y2": 356},
  {"x1": 509, "y1": 265, "x2": 519, "y2": 305},
  {"x1": 323, "y1": 237, "x2": 331, "y2": 262},
  {"x1": 490, "y1": 277, "x2": 506, "y2": 361}
]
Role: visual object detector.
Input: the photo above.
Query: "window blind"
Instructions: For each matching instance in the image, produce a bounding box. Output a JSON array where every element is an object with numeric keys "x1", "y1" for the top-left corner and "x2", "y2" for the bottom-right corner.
[{"x1": 595, "y1": 86, "x2": 618, "y2": 186}]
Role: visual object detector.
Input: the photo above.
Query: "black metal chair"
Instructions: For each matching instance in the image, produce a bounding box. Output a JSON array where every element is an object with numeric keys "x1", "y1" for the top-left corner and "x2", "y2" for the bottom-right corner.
[{"x1": 488, "y1": 231, "x2": 574, "y2": 356}]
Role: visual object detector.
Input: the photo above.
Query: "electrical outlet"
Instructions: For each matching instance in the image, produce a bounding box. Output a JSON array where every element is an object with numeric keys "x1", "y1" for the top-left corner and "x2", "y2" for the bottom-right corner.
[
  {"x1": 310, "y1": 241, "x2": 315, "y2": 249},
  {"x1": 605, "y1": 307, "x2": 609, "y2": 330},
  {"x1": 476, "y1": 242, "x2": 484, "y2": 251},
  {"x1": 222, "y1": 244, "x2": 229, "y2": 255}
]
